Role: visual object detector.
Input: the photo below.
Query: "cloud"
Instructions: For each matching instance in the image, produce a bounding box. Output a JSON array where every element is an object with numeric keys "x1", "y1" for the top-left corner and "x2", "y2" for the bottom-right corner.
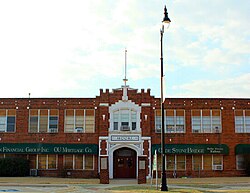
[
  {"x1": 0, "y1": 0, "x2": 249, "y2": 98},
  {"x1": 168, "y1": 0, "x2": 250, "y2": 72},
  {"x1": 172, "y1": 73, "x2": 250, "y2": 98}
]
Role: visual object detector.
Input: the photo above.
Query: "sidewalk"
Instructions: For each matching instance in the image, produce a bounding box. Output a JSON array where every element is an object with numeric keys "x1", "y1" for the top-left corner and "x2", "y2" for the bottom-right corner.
[
  {"x1": 0, "y1": 177, "x2": 249, "y2": 193},
  {"x1": 0, "y1": 176, "x2": 249, "y2": 185}
]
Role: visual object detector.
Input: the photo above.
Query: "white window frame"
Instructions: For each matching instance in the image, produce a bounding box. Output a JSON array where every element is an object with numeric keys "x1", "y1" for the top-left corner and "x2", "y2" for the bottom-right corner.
[
  {"x1": 192, "y1": 155, "x2": 223, "y2": 170},
  {"x1": 64, "y1": 109, "x2": 95, "y2": 133},
  {"x1": 192, "y1": 110, "x2": 222, "y2": 133},
  {"x1": 0, "y1": 109, "x2": 16, "y2": 133},
  {"x1": 63, "y1": 155, "x2": 94, "y2": 170},
  {"x1": 32, "y1": 154, "x2": 58, "y2": 170},
  {"x1": 235, "y1": 110, "x2": 250, "y2": 133},
  {"x1": 166, "y1": 155, "x2": 186, "y2": 171},
  {"x1": 111, "y1": 108, "x2": 139, "y2": 132},
  {"x1": 29, "y1": 109, "x2": 58, "y2": 133},
  {"x1": 155, "y1": 109, "x2": 186, "y2": 133}
]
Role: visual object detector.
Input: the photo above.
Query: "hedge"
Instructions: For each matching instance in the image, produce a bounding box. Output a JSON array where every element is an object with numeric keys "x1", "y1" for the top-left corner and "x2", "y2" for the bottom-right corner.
[{"x1": 0, "y1": 157, "x2": 29, "y2": 177}]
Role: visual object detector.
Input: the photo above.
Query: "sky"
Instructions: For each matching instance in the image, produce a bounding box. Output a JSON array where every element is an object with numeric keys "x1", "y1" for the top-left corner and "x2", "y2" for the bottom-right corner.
[{"x1": 0, "y1": 0, "x2": 249, "y2": 98}]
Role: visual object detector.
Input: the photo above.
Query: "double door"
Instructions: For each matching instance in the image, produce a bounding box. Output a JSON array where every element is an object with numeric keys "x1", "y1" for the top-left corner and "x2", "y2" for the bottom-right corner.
[{"x1": 113, "y1": 148, "x2": 136, "y2": 178}]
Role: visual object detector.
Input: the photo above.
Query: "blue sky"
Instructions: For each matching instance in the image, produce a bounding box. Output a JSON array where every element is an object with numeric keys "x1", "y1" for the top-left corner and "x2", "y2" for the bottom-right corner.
[{"x1": 0, "y1": 0, "x2": 249, "y2": 98}]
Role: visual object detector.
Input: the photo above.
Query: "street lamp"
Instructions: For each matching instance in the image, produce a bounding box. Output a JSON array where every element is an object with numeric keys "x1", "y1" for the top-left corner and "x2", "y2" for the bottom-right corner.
[{"x1": 160, "y1": 5, "x2": 171, "y2": 192}]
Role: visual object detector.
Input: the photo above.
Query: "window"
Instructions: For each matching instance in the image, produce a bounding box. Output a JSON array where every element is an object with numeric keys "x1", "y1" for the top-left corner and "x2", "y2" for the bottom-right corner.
[
  {"x1": 236, "y1": 155, "x2": 247, "y2": 170},
  {"x1": 166, "y1": 110, "x2": 175, "y2": 133},
  {"x1": 29, "y1": 154, "x2": 57, "y2": 170},
  {"x1": 112, "y1": 109, "x2": 138, "y2": 131},
  {"x1": 48, "y1": 155, "x2": 57, "y2": 169},
  {"x1": 212, "y1": 155, "x2": 223, "y2": 170},
  {"x1": 131, "y1": 111, "x2": 137, "y2": 130},
  {"x1": 176, "y1": 155, "x2": 186, "y2": 170},
  {"x1": 166, "y1": 155, "x2": 175, "y2": 170},
  {"x1": 64, "y1": 109, "x2": 95, "y2": 133},
  {"x1": 39, "y1": 110, "x2": 48, "y2": 133},
  {"x1": 29, "y1": 109, "x2": 58, "y2": 133},
  {"x1": 63, "y1": 155, "x2": 94, "y2": 170},
  {"x1": 64, "y1": 155, "x2": 73, "y2": 169},
  {"x1": 192, "y1": 110, "x2": 221, "y2": 133},
  {"x1": 157, "y1": 154, "x2": 186, "y2": 171},
  {"x1": 192, "y1": 155, "x2": 223, "y2": 170},
  {"x1": 192, "y1": 110, "x2": 201, "y2": 133},
  {"x1": 113, "y1": 111, "x2": 119, "y2": 130},
  {"x1": 49, "y1": 110, "x2": 59, "y2": 132},
  {"x1": 85, "y1": 110, "x2": 95, "y2": 133},
  {"x1": 155, "y1": 110, "x2": 161, "y2": 133},
  {"x1": 85, "y1": 155, "x2": 94, "y2": 170},
  {"x1": 75, "y1": 155, "x2": 83, "y2": 170},
  {"x1": 38, "y1": 155, "x2": 47, "y2": 169},
  {"x1": 0, "y1": 109, "x2": 16, "y2": 132},
  {"x1": 235, "y1": 110, "x2": 250, "y2": 133},
  {"x1": 192, "y1": 155, "x2": 202, "y2": 170},
  {"x1": 120, "y1": 110, "x2": 130, "y2": 131},
  {"x1": 176, "y1": 113, "x2": 185, "y2": 133},
  {"x1": 155, "y1": 109, "x2": 185, "y2": 133},
  {"x1": 203, "y1": 155, "x2": 212, "y2": 170},
  {"x1": 202, "y1": 110, "x2": 211, "y2": 133}
]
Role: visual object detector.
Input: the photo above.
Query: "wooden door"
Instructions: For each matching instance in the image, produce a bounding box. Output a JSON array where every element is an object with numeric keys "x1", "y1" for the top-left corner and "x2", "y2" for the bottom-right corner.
[{"x1": 113, "y1": 148, "x2": 136, "y2": 178}]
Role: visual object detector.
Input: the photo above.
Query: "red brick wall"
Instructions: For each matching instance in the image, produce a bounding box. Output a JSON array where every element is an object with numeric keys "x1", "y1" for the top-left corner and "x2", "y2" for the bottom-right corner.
[{"x1": 0, "y1": 90, "x2": 249, "y2": 178}]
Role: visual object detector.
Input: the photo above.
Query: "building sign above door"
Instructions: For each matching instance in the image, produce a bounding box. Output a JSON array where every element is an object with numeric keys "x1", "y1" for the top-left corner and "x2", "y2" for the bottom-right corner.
[{"x1": 111, "y1": 135, "x2": 140, "y2": 142}]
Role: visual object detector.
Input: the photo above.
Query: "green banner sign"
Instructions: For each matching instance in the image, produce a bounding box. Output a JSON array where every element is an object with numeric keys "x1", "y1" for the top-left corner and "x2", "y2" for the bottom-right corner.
[
  {"x1": 0, "y1": 143, "x2": 98, "y2": 155},
  {"x1": 152, "y1": 144, "x2": 229, "y2": 155}
]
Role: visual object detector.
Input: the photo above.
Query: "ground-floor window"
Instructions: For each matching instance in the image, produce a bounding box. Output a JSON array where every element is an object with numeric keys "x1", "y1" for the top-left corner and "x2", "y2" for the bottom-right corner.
[
  {"x1": 192, "y1": 155, "x2": 223, "y2": 171},
  {"x1": 28, "y1": 154, "x2": 58, "y2": 170},
  {"x1": 156, "y1": 154, "x2": 186, "y2": 171},
  {"x1": 236, "y1": 154, "x2": 250, "y2": 170},
  {"x1": 0, "y1": 154, "x2": 95, "y2": 171},
  {"x1": 63, "y1": 154, "x2": 94, "y2": 170}
]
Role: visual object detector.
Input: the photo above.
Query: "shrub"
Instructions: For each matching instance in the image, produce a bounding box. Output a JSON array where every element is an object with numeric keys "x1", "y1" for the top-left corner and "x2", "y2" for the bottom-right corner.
[
  {"x1": 245, "y1": 155, "x2": 250, "y2": 176},
  {"x1": 0, "y1": 157, "x2": 29, "y2": 177}
]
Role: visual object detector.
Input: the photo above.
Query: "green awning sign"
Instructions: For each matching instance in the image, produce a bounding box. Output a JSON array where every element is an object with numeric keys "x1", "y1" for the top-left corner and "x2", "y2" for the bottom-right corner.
[
  {"x1": 0, "y1": 143, "x2": 98, "y2": 154},
  {"x1": 152, "y1": 144, "x2": 229, "y2": 155},
  {"x1": 235, "y1": 144, "x2": 250, "y2": 155}
]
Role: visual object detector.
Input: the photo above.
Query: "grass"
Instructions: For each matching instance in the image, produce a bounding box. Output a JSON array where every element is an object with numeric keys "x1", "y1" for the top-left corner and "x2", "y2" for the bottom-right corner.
[
  {"x1": 108, "y1": 186, "x2": 202, "y2": 193},
  {"x1": 107, "y1": 185, "x2": 250, "y2": 193},
  {"x1": 175, "y1": 184, "x2": 223, "y2": 189}
]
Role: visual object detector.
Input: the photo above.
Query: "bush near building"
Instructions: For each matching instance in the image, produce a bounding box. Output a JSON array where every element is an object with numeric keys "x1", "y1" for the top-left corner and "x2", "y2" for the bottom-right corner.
[
  {"x1": 0, "y1": 157, "x2": 29, "y2": 177},
  {"x1": 246, "y1": 156, "x2": 250, "y2": 176}
]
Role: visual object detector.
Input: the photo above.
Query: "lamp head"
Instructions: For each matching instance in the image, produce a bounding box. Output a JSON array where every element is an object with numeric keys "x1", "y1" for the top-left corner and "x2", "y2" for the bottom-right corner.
[{"x1": 162, "y1": 6, "x2": 171, "y2": 24}]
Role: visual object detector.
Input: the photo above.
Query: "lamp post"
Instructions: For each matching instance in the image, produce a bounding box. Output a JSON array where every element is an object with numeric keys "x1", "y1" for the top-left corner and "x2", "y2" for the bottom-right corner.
[{"x1": 160, "y1": 5, "x2": 171, "y2": 192}]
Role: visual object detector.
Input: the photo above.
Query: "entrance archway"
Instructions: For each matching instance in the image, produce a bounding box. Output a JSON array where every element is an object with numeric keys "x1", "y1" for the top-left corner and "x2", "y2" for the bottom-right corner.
[{"x1": 113, "y1": 147, "x2": 136, "y2": 178}]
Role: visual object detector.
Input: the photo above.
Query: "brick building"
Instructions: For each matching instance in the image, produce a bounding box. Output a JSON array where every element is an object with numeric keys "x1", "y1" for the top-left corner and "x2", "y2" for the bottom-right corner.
[{"x1": 0, "y1": 84, "x2": 249, "y2": 179}]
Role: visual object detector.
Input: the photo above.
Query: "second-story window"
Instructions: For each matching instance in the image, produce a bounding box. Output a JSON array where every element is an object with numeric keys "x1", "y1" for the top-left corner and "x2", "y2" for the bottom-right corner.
[
  {"x1": 235, "y1": 110, "x2": 250, "y2": 133},
  {"x1": 29, "y1": 109, "x2": 58, "y2": 133},
  {"x1": 64, "y1": 109, "x2": 95, "y2": 133},
  {"x1": 121, "y1": 110, "x2": 129, "y2": 130},
  {"x1": 155, "y1": 109, "x2": 185, "y2": 133},
  {"x1": 191, "y1": 109, "x2": 221, "y2": 133},
  {"x1": 0, "y1": 109, "x2": 16, "y2": 132},
  {"x1": 112, "y1": 109, "x2": 138, "y2": 131}
]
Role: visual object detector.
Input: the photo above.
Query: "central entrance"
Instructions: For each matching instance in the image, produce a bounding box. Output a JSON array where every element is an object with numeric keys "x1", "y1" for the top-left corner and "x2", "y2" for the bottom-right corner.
[{"x1": 113, "y1": 147, "x2": 136, "y2": 178}]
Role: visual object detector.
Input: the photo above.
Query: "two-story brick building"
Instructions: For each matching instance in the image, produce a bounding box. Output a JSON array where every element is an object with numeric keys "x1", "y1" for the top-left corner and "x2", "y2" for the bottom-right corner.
[{"x1": 0, "y1": 84, "x2": 249, "y2": 179}]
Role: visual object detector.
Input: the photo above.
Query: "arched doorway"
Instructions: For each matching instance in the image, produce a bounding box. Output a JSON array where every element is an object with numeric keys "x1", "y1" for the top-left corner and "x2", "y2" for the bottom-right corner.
[{"x1": 113, "y1": 147, "x2": 136, "y2": 178}]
